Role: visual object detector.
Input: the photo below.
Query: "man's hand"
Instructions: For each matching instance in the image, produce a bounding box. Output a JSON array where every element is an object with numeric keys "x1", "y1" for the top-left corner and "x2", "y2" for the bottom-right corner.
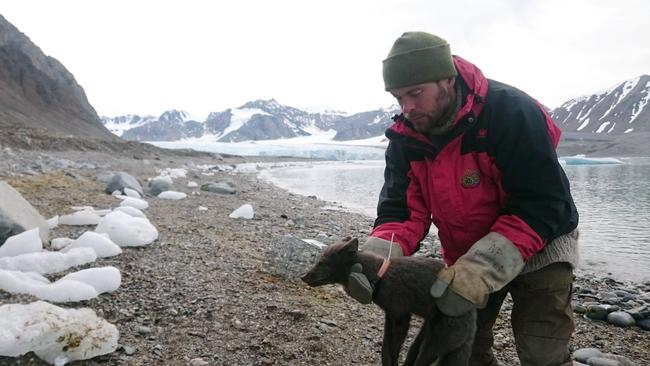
[
  {"x1": 345, "y1": 237, "x2": 403, "y2": 304},
  {"x1": 430, "y1": 232, "x2": 525, "y2": 316}
]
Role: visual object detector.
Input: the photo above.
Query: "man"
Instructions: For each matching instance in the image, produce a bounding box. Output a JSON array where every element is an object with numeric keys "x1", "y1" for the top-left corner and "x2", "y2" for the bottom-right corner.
[{"x1": 347, "y1": 32, "x2": 579, "y2": 366}]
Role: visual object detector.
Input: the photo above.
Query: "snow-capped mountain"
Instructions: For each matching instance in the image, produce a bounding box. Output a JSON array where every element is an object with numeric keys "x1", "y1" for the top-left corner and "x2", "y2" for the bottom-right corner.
[
  {"x1": 102, "y1": 109, "x2": 203, "y2": 141},
  {"x1": 103, "y1": 99, "x2": 399, "y2": 142},
  {"x1": 100, "y1": 114, "x2": 157, "y2": 136},
  {"x1": 551, "y1": 75, "x2": 650, "y2": 134},
  {"x1": 331, "y1": 106, "x2": 400, "y2": 140},
  {"x1": 102, "y1": 75, "x2": 650, "y2": 154}
]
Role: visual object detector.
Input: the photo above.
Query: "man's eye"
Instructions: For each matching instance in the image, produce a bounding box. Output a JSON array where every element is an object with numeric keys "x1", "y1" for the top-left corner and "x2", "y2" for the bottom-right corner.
[{"x1": 409, "y1": 90, "x2": 422, "y2": 97}]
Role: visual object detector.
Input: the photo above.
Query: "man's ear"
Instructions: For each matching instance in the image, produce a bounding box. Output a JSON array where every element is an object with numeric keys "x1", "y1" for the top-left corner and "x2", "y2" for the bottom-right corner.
[{"x1": 438, "y1": 76, "x2": 455, "y2": 89}]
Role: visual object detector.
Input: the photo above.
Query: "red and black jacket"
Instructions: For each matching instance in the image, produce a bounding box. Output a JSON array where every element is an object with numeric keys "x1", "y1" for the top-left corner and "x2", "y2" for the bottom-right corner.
[{"x1": 371, "y1": 56, "x2": 579, "y2": 265}]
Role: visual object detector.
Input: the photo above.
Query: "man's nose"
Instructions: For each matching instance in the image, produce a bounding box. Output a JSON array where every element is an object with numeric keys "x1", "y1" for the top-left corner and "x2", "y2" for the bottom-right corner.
[{"x1": 400, "y1": 98, "x2": 415, "y2": 114}]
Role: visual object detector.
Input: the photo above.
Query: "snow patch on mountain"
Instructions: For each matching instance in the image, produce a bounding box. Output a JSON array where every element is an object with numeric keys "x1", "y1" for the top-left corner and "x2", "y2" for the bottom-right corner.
[
  {"x1": 222, "y1": 108, "x2": 270, "y2": 137},
  {"x1": 552, "y1": 74, "x2": 650, "y2": 134}
]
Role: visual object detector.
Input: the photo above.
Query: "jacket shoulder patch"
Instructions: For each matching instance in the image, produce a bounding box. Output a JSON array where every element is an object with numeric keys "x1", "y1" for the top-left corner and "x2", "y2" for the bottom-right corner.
[{"x1": 461, "y1": 170, "x2": 480, "y2": 188}]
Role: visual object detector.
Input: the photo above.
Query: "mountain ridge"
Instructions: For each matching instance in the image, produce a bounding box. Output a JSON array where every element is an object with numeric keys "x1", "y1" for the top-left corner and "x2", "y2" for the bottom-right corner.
[
  {"x1": 102, "y1": 74, "x2": 650, "y2": 157},
  {"x1": 0, "y1": 14, "x2": 116, "y2": 140}
]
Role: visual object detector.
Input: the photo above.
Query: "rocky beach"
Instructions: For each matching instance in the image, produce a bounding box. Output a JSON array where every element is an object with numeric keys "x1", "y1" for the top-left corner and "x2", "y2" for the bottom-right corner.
[{"x1": 0, "y1": 146, "x2": 649, "y2": 366}]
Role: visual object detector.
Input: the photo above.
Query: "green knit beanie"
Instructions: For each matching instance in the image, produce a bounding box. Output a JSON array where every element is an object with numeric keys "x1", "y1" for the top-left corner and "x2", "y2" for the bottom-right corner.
[{"x1": 382, "y1": 32, "x2": 457, "y2": 91}]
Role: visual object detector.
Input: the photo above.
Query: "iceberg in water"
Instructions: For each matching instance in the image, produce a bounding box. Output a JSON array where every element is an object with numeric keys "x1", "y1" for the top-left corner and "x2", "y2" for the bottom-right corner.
[{"x1": 559, "y1": 154, "x2": 623, "y2": 166}]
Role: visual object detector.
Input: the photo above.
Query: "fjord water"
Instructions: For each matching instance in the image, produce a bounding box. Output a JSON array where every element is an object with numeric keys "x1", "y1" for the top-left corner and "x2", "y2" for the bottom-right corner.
[{"x1": 260, "y1": 158, "x2": 650, "y2": 283}]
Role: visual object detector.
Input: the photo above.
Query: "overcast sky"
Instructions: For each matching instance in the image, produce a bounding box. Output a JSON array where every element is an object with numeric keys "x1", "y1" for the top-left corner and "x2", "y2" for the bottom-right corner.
[{"x1": 3, "y1": 0, "x2": 649, "y2": 118}]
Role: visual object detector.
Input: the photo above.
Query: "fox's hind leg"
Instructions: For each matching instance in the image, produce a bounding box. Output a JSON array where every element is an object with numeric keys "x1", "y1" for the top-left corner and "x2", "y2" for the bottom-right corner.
[
  {"x1": 382, "y1": 314, "x2": 411, "y2": 366},
  {"x1": 404, "y1": 308, "x2": 440, "y2": 366}
]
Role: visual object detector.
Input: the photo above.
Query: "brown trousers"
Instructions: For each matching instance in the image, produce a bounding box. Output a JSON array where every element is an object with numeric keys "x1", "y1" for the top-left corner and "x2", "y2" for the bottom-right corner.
[{"x1": 469, "y1": 262, "x2": 575, "y2": 366}]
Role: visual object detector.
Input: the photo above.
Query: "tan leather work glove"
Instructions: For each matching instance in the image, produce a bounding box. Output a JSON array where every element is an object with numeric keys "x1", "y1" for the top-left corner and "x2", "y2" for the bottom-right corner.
[
  {"x1": 345, "y1": 237, "x2": 403, "y2": 304},
  {"x1": 430, "y1": 232, "x2": 525, "y2": 317}
]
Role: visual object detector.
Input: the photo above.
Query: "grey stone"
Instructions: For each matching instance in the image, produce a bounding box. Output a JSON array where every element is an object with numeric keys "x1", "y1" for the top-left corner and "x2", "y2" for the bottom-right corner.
[
  {"x1": 105, "y1": 172, "x2": 143, "y2": 196},
  {"x1": 122, "y1": 345, "x2": 136, "y2": 355},
  {"x1": 626, "y1": 304, "x2": 650, "y2": 320},
  {"x1": 0, "y1": 215, "x2": 25, "y2": 246},
  {"x1": 96, "y1": 172, "x2": 115, "y2": 184},
  {"x1": 637, "y1": 318, "x2": 650, "y2": 331},
  {"x1": 149, "y1": 176, "x2": 173, "y2": 196},
  {"x1": 615, "y1": 287, "x2": 639, "y2": 295},
  {"x1": 0, "y1": 181, "x2": 49, "y2": 245},
  {"x1": 77, "y1": 162, "x2": 97, "y2": 170},
  {"x1": 190, "y1": 357, "x2": 209, "y2": 366},
  {"x1": 573, "y1": 348, "x2": 603, "y2": 363},
  {"x1": 573, "y1": 303, "x2": 587, "y2": 314},
  {"x1": 606, "y1": 311, "x2": 635, "y2": 327},
  {"x1": 586, "y1": 357, "x2": 619, "y2": 366},
  {"x1": 600, "y1": 292, "x2": 621, "y2": 305},
  {"x1": 601, "y1": 297, "x2": 621, "y2": 305},
  {"x1": 50, "y1": 158, "x2": 74, "y2": 169},
  {"x1": 265, "y1": 235, "x2": 325, "y2": 279},
  {"x1": 600, "y1": 291, "x2": 618, "y2": 298},
  {"x1": 613, "y1": 290, "x2": 636, "y2": 302},
  {"x1": 201, "y1": 181, "x2": 237, "y2": 195},
  {"x1": 137, "y1": 326, "x2": 151, "y2": 335},
  {"x1": 586, "y1": 305, "x2": 609, "y2": 320},
  {"x1": 601, "y1": 353, "x2": 636, "y2": 366},
  {"x1": 579, "y1": 287, "x2": 596, "y2": 295},
  {"x1": 640, "y1": 294, "x2": 650, "y2": 304}
]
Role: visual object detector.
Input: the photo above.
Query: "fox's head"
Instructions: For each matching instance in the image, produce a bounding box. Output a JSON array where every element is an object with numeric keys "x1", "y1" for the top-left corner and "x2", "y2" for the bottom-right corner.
[{"x1": 301, "y1": 237, "x2": 359, "y2": 287}]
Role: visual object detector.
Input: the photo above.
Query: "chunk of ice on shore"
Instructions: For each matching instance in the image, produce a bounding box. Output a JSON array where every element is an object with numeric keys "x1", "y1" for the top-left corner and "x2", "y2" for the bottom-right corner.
[
  {"x1": 187, "y1": 181, "x2": 198, "y2": 188},
  {"x1": 0, "y1": 228, "x2": 42, "y2": 257},
  {"x1": 47, "y1": 216, "x2": 59, "y2": 229},
  {"x1": 159, "y1": 167, "x2": 187, "y2": 178},
  {"x1": 229, "y1": 204, "x2": 254, "y2": 219},
  {"x1": 158, "y1": 191, "x2": 187, "y2": 200},
  {"x1": 0, "y1": 266, "x2": 120, "y2": 303},
  {"x1": 58, "y1": 266, "x2": 121, "y2": 294},
  {"x1": 60, "y1": 232, "x2": 122, "y2": 258},
  {"x1": 95, "y1": 211, "x2": 158, "y2": 247},
  {"x1": 59, "y1": 210, "x2": 101, "y2": 226},
  {"x1": 0, "y1": 270, "x2": 96, "y2": 302},
  {"x1": 119, "y1": 197, "x2": 149, "y2": 210},
  {"x1": 0, "y1": 301, "x2": 119, "y2": 365},
  {"x1": 0, "y1": 248, "x2": 97, "y2": 275},
  {"x1": 112, "y1": 206, "x2": 146, "y2": 218},
  {"x1": 70, "y1": 207, "x2": 110, "y2": 216},
  {"x1": 123, "y1": 188, "x2": 141, "y2": 198},
  {"x1": 50, "y1": 237, "x2": 73, "y2": 250}
]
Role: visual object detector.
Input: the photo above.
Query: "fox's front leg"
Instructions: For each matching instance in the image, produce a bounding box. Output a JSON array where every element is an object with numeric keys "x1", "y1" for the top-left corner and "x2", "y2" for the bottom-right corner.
[{"x1": 381, "y1": 314, "x2": 410, "y2": 366}]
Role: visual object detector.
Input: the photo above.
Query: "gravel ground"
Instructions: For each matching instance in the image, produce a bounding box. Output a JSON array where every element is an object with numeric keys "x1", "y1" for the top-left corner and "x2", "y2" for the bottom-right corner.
[{"x1": 0, "y1": 148, "x2": 648, "y2": 366}]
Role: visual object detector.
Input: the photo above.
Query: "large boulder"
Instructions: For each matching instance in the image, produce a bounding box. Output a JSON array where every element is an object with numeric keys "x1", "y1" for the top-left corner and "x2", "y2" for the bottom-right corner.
[
  {"x1": 265, "y1": 235, "x2": 325, "y2": 279},
  {"x1": 148, "y1": 176, "x2": 173, "y2": 196},
  {"x1": 104, "y1": 172, "x2": 143, "y2": 196},
  {"x1": 0, "y1": 181, "x2": 49, "y2": 246},
  {"x1": 200, "y1": 181, "x2": 237, "y2": 195}
]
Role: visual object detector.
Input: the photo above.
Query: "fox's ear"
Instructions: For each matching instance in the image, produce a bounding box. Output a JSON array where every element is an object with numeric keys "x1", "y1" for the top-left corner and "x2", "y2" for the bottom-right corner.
[{"x1": 343, "y1": 237, "x2": 359, "y2": 253}]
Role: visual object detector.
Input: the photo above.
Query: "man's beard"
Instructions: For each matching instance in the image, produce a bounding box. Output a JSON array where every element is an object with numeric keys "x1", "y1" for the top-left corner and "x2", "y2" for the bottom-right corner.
[{"x1": 407, "y1": 85, "x2": 456, "y2": 135}]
